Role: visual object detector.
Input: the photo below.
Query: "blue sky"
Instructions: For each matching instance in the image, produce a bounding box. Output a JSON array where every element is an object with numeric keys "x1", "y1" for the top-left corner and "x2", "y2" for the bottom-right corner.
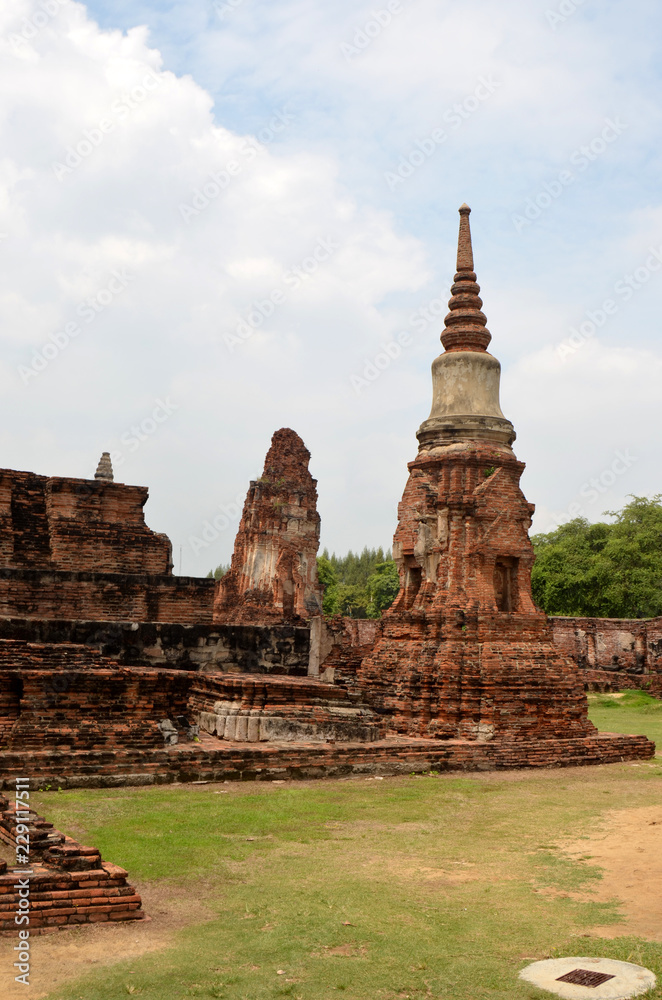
[{"x1": 1, "y1": 0, "x2": 661, "y2": 575}]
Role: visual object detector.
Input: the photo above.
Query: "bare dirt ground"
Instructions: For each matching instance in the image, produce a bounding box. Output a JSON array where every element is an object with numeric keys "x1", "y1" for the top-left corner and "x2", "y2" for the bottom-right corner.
[
  {"x1": 0, "y1": 880, "x2": 216, "y2": 1000},
  {"x1": 558, "y1": 803, "x2": 662, "y2": 941}
]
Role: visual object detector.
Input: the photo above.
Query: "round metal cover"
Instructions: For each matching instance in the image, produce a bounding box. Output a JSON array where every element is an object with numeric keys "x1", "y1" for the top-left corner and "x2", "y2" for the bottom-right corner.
[{"x1": 519, "y1": 956, "x2": 656, "y2": 999}]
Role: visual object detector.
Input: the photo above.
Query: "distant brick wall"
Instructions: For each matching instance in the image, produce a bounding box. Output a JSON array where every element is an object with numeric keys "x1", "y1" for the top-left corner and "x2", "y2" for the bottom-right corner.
[
  {"x1": 583, "y1": 669, "x2": 651, "y2": 692},
  {"x1": 549, "y1": 616, "x2": 662, "y2": 689},
  {"x1": 0, "y1": 618, "x2": 311, "y2": 674}
]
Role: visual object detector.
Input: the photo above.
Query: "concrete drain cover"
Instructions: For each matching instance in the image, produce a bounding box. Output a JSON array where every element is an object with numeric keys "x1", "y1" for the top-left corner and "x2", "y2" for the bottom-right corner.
[{"x1": 519, "y1": 957, "x2": 657, "y2": 999}]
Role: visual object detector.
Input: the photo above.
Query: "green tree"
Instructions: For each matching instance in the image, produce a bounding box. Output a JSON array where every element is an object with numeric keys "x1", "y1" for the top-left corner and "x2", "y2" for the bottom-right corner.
[
  {"x1": 531, "y1": 496, "x2": 662, "y2": 618},
  {"x1": 317, "y1": 555, "x2": 340, "y2": 615},
  {"x1": 316, "y1": 547, "x2": 397, "y2": 618},
  {"x1": 531, "y1": 518, "x2": 610, "y2": 616},
  {"x1": 366, "y1": 560, "x2": 401, "y2": 617},
  {"x1": 206, "y1": 563, "x2": 230, "y2": 580},
  {"x1": 598, "y1": 495, "x2": 662, "y2": 618}
]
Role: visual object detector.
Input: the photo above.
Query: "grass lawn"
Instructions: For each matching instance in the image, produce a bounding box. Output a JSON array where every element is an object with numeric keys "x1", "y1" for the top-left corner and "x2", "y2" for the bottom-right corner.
[
  {"x1": 28, "y1": 693, "x2": 662, "y2": 1000},
  {"x1": 587, "y1": 689, "x2": 662, "y2": 746}
]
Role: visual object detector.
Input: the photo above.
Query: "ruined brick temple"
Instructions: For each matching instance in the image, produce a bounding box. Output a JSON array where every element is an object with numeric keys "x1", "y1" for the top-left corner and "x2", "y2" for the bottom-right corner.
[
  {"x1": 358, "y1": 204, "x2": 596, "y2": 741},
  {"x1": 0, "y1": 206, "x2": 655, "y2": 806},
  {"x1": 214, "y1": 428, "x2": 323, "y2": 625}
]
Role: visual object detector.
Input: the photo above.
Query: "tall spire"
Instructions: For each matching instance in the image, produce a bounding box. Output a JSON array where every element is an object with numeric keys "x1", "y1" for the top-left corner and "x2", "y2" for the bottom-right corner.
[{"x1": 440, "y1": 204, "x2": 491, "y2": 353}]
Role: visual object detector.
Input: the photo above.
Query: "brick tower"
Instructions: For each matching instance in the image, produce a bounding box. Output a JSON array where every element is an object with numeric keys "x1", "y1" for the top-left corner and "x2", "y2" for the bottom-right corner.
[
  {"x1": 213, "y1": 428, "x2": 323, "y2": 625},
  {"x1": 359, "y1": 205, "x2": 595, "y2": 740}
]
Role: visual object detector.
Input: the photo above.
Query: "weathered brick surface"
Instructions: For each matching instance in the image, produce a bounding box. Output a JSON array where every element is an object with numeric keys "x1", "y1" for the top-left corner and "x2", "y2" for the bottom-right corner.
[
  {"x1": 0, "y1": 568, "x2": 214, "y2": 623},
  {"x1": 310, "y1": 617, "x2": 383, "y2": 691},
  {"x1": 0, "y1": 729, "x2": 652, "y2": 790},
  {"x1": 0, "y1": 470, "x2": 170, "y2": 574},
  {"x1": 214, "y1": 429, "x2": 323, "y2": 625},
  {"x1": 0, "y1": 617, "x2": 310, "y2": 674},
  {"x1": 0, "y1": 793, "x2": 143, "y2": 932},
  {"x1": 358, "y1": 451, "x2": 594, "y2": 740},
  {"x1": 0, "y1": 468, "x2": 215, "y2": 623},
  {"x1": 550, "y1": 615, "x2": 662, "y2": 682},
  {"x1": 583, "y1": 669, "x2": 651, "y2": 692},
  {"x1": 0, "y1": 658, "x2": 192, "y2": 751}
]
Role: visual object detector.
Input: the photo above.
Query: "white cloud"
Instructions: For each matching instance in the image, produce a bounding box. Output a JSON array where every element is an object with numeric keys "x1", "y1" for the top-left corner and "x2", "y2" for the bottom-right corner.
[
  {"x1": 0, "y1": 0, "x2": 430, "y2": 574},
  {"x1": 1, "y1": 0, "x2": 661, "y2": 577}
]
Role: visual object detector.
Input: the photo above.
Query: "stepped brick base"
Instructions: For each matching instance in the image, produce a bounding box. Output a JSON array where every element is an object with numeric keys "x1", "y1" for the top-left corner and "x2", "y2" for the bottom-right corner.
[
  {"x1": 0, "y1": 793, "x2": 144, "y2": 933},
  {"x1": 0, "y1": 730, "x2": 653, "y2": 789},
  {"x1": 0, "y1": 862, "x2": 144, "y2": 934}
]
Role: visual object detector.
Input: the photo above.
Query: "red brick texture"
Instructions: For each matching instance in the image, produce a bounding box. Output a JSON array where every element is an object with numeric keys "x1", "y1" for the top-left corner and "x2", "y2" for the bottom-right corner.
[
  {"x1": 0, "y1": 793, "x2": 144, "y2": 933},
  {"x1": 550, "y1": 615, "x2": 662, "y2": 686},
  {"x1": 0, "y1": 728, "x2": 652, "y2": 791},
  {"x1": 0, "y1": 569, "x2": 215, "y2": 623},
  {"x1": 214, "y1": 429, "x2": 323, "y2": 625},
  {"x1": 0, "y1": 470, "x2": 171, "y2": 574},
  {"x1": 0, "y1": 645, "x2": 192, "y2": 751},
  {"x1": 0, "y1": 469, "x2": 215, "y2": 623},
  {"x1": 359, "y1": 446, "x2": 597, "y2": 741}
]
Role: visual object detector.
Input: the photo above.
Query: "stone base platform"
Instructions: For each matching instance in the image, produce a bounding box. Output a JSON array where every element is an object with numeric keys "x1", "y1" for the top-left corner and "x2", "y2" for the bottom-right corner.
[{"x1": 0, "y1": 730, "x2": 654, "y2": 789}]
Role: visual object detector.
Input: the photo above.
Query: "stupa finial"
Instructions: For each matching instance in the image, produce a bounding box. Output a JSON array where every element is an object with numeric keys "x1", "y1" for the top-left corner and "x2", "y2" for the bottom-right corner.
[
  {"x1": 440, "y1": 204, "x2": 491, "y2": 353},
  {"x1": 94, "y1": 451, "x2": 114, "y2": 482},
  {"x1": 456, "y1": 203, "x2": 474, "y2": 270}
]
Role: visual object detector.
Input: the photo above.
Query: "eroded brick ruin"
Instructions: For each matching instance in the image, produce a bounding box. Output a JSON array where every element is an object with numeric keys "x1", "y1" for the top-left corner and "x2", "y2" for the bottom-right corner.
[
  {"x1": 214, "y1": 428, "x2": 323, "y2": 625},
  {"x1": 0, "y1": 207, "x2": 655, "y2": 821},
  {"x1": 0, "y1": 463, "x2": 214, "y2": 623},
  {"x1": 0, "y1": 792, "x2": 144, "y2": 933}
]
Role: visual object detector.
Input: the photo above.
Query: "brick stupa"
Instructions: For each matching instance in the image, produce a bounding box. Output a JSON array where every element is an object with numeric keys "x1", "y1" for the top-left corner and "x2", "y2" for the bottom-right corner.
[
  {"x1": 213, "y1": 428, "x2": 323, "y2": 625},
  {"x1": 359, "y1": 205, "x2": 596, "y2": 740}
]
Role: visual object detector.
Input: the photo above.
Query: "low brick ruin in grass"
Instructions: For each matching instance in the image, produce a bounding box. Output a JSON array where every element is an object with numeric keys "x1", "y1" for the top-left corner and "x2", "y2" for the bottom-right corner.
[{"x1": 0, "y1": 792, "x2": 144, "y2": 933}]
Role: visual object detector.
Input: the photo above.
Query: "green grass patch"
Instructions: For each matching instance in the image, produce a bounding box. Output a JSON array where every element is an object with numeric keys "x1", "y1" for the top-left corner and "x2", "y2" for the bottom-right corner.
[
  {"x1": 34, "y1": 752, "x2": 662, "y2": 1000},
  {"x1": 23, "y1": 692, "x2": 662, "y2": 999},
  {"x1": 588, "y1": 689, "x2": 662, "y2": 746}
]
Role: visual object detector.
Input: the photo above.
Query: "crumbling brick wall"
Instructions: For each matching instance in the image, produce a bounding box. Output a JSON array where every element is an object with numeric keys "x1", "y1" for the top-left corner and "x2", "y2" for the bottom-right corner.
[
  {"x1": 0, "y1": 569, "x2": 215, "y2": 623},
  {"x1": 0, "y1": 470, "x2": 171, "y2": 574},
  {"x1": 0, "y1": 644, "x2": 192, "y2": 750},
  {"x1": 0, "y1": 618, "x2": 311, "y2": 674},
  {"x1": 550, "y1": 615, "x2": 662, "y2": 692}
]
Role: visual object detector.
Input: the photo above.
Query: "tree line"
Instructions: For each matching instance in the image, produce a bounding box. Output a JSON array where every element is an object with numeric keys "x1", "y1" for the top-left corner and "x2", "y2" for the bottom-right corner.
[
  {"x1": 317, "y1": 547, "x2": 400, "y2": 618},
  {"x1": 531, "y1": 495, "x2": 662, "y2": 618}
]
